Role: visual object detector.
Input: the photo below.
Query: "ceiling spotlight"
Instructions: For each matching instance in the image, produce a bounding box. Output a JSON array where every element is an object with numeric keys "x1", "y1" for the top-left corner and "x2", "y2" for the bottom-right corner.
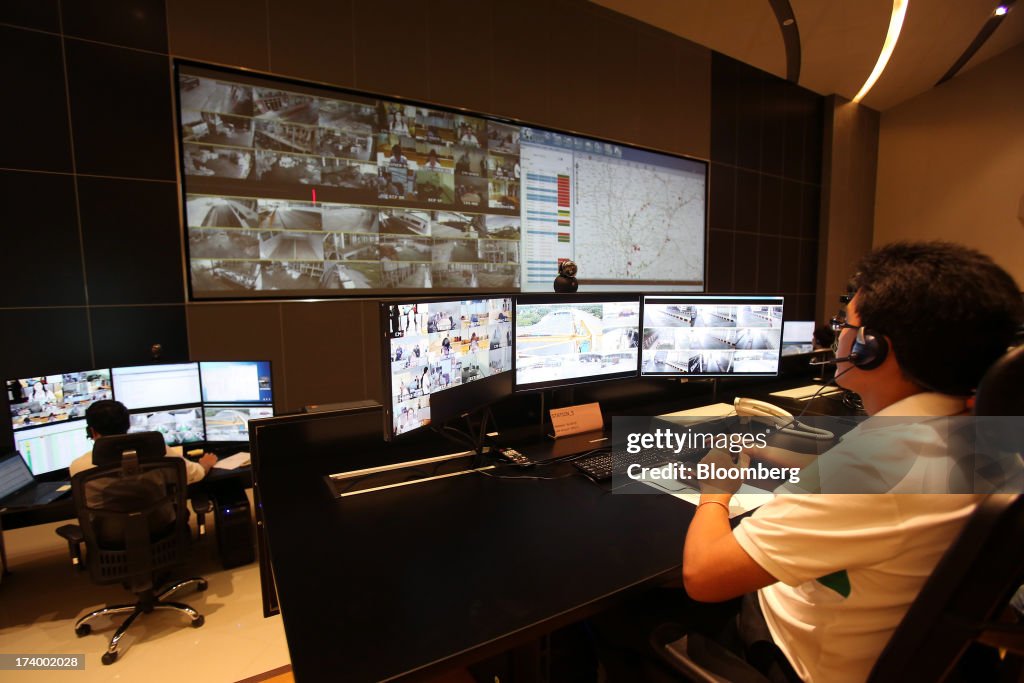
[
  {"x1": 994, "y1": 5, "x2": 1008, "y2": 15},
  {"x1": 782, "y1": 18, "x2": 795, "y2": 26}
]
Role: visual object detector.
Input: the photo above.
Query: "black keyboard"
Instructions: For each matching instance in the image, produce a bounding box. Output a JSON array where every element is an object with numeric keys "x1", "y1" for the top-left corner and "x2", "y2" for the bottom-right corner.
[{"x1": 574, "y1": 446, "x2": 706, "y2": 482}]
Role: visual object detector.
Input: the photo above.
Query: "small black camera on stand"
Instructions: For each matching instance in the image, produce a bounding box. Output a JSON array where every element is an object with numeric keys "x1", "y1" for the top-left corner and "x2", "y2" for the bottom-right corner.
[{"x1": 553, "y1": 260, "x2": 578, "y2": 293}]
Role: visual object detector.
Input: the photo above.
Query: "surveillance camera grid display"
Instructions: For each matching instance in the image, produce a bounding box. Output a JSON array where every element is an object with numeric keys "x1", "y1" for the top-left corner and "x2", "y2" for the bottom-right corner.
[
  {"x1": 128, "y1": 406, "x2": 205, "y2": 447},
  {"x1": 7, "y1": 371, "x2": 113, "y2": 431},
  {"x1": 386, "y1": 297, "x2": 513, "y2": 437},
  {"x1": 178, "y1": 64, "x2": 706, "y2": 299},
  {"x1": 203, "y1": 405, "x2": 275, "y2": 442},
  {"x1": 641, "y1": 297, "x2": 784, "y2": 376},
  {"x1": 515, "y1": 300, "x2": 641, "y2": 389}
]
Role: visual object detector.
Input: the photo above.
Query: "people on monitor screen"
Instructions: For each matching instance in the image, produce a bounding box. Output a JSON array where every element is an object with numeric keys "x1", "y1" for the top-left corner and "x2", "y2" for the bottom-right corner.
[
  {"x1": 70, "y1": 400, "x2": 217, "y2": 484},
  {"x1": 664, "y1": 242, "x2": 1024, "y2": 683}
]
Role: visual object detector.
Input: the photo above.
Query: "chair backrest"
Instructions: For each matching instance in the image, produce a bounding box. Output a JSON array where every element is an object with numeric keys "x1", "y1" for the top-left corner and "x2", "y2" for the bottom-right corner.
[
  {"x1": 91, "y1": 432, "x2": 167, "y2": 467},
  {"x1": 867, "y1": 494, "x2": 1024, "y2": 682},
  {"x1": 71, "y1": 435, "x2": 191, "y2": 594}
]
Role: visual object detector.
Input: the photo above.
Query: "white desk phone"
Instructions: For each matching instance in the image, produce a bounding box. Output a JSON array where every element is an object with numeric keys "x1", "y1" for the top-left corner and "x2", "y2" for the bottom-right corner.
[{"x1": 733, "y1": 397, "x2": 835, "y2": 441}]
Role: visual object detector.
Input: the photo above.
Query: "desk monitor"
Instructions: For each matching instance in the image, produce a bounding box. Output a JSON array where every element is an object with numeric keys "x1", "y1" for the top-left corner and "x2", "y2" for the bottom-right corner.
[
  {"x1": 513, "y1": 294, "x2": 641, "y2": 392},
  {"x1": 13, "y1": 419, "x2": 93, "y2": 476},
  {"x1": 781, "y1": 320, "x2": 815, "y2": 356},
  {"x1": 203, "y1": 405, "x2": 275, "y2": 442},
  {"x1": 112, "y1": 363, "x2": 204, "y2": 447},
  {"x1": 7, "y1": 369, "x2": 112, "y2": 431},
  {"x1": 199, "y1": 361, "x2": 274, "y2": 404},
  {"x1": 641, "y1": 295, "x2": 784, "y2": 376},
  {"x1": 383, "y1": 295, "x2": 514, "y2": 438}
]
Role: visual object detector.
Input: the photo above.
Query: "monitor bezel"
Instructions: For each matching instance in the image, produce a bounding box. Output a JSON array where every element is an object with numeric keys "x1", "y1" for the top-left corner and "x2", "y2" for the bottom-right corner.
[
  {"x1": 173, "y1": 58, "x2": 710, "y2": 302},
  {"x1": 513, "y1": 292, "x2": 642, "y2": 393},
  {"x1": 640, "y1": 294, "x2": 785, "y2": 378}
]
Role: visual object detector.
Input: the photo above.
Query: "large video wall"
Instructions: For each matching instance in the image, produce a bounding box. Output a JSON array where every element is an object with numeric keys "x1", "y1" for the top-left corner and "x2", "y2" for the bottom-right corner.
[{"x1": 176, "y1": 62, "x2": 707, "y2": 299}]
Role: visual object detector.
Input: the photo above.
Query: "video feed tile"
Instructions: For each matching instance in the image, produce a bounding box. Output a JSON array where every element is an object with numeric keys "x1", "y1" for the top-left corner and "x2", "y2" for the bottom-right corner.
[
  {"x1": 254, "y1": 119, "x2": 319, "y2": 154},
  {"x1": 203, "y1": 406, "x2": 273, "y2": 441},
  {"x1": 382, "y1": 262, "x2": 431, "y2": 288},
  {"x1": 431, "y1": 211, "x2": 484, "y2": 238},
  {"x1": 186, "y1": 195, "x2": 257, "y2": 228},
  {"x1": 322, "y1": 205, "x2": 378, "y2": 232},
  {"x1": 487, "y1": 121, "x2": 521, "y2": 156},
  {"x1": 191, "y1": 259, "x2": 262, "y2": 293},
  {"x1": 182, "y1": 111, "x2": 255, "y2": 147},
  {"x1": 189, "y1": 228, "x2": 260, "y2": 259},
  {"x1": 454, "y1": 147, "x2": 487, "y2": 177},
  {"x1": 431, "y1": 263, "x2": 519, "y2": 288},
  {"x1": 257, "y1": 199, "x2": 322, "y2": 230},
  {"x1": 319, "y1": 262, "x2": 381, "y2": 289},
  {"x1": 432, "y1": 238, "x2": 518, "y2": 264},
  {"x1": 319, "y1": 98, "x2": 376, "y2": 133},
  {"x1": 380, "y1": 235, "x2": 431, "y2": 262},
  {"x1": 483, "y1": 215, "x2": 521, "y2": 240},
  {"x1": 321, "y1": 158, "x2": 380, "y2": 197},
  {"x1": 379, "y1": 209, "x2": 431, "y2": 236},
  {"x1": 179, "y1": 76, "x2": 254, "y2": 117},
  {"x1": 453, "y1": 116, "x2": 485, "y2": 148},
  {"x1": 129, "y1": 408, "x2": 204, "y2": 446},
  {"x1": 258, "y1": 231, "x2": 325, "y2": 261},
  {"x1": 324, "y1": 233, "x2": 378, "y2": 261},
  {"x1": 8, "y1": 370, "x2": 112, "y2": 430},
  {"x1": 414, "y1": 168, "x2": 455, "y2": 204},
  {"x1": 254, "y1": 88, "x2": 318, "y2": 124},
  {"x1": 254, "y1": 150, "x2": 321, "y2": 184},
  {"x1": 183, "y1": 143, "x2": 253, "y2": 179},
  {"x1": 488, "y1": 178, "x2": 520, "y2": 211},
  {"x1": 456, "y1": 176, "x2": 488, "y2": 209},
  {"x1": 319, "y1": 127, "x2": 373, "y2": 161}
]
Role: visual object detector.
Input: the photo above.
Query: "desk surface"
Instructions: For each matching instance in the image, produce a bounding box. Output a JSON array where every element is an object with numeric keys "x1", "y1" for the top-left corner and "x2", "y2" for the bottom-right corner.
[
  {"x1": 258, "y1": 451, "x2": 692, "y2": 681},
  {"x1": 255, "y1": 377, "x2": 861, "y2": 681}
]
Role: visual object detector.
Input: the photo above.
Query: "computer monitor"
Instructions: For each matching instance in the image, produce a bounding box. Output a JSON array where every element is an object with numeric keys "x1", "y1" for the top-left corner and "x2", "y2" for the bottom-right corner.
[
  {"x1": 111, "y1": 363, "x2": 204, "y2": 446},
  {"x1": 13, "y1": 419, "x2": 93, "y2": 476},
  {"x1": 640, "y1": 295, "x2": 784, "y2": 376},
  {"x1": 7, "y1": 369, "x2": 112, "y2": 431},
  {"x1": 382, "y1": 296, "x2": 514, "y2": 438},
  {"x1": 513, "y1": 294, "x2": 641, "y2": 392},
  {"x1": 199, "y1": 359, "x2": 275, "y2": 442},
  {"x1": 781, "y1": 320, "x2": 815, "y2": 356}
]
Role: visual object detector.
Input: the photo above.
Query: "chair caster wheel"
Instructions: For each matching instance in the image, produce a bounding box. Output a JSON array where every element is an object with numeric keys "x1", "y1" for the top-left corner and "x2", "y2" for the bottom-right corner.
[
  {"x1": 192, "y1": 615, "x2": 205, "y2": 628},
  {"x1": 197, "y1": 580, "x2": 208, "y2": 592},
  {"x1": 101, "y1": 651, "x2": 118, "y2": 665},
  {"x1": 75, "y1": 624, "x2": 91, "y2": 637}
]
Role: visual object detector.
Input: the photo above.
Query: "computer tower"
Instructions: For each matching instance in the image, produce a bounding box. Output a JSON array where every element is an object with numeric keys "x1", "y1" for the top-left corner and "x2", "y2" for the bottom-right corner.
[{"x1": 214, "y1": 483, "x2": 255, "y2": 568}]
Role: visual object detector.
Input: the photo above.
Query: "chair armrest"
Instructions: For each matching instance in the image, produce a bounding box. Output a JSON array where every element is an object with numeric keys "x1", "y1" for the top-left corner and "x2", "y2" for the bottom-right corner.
[{"x1": 55, "y1": 524, "x2": 85, "y2": 568}]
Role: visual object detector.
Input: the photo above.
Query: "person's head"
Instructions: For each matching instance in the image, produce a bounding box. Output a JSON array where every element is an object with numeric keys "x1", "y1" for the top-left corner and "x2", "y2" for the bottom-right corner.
[
  {"x1": 85, "y1": 399, "x2": 130, "y2": 438},
  {"x1": 391, "y1": 144, "x2": 403, "y2": 159},
  {"x1": 836, "y1": 241, "x2": 1022, "y2": 407},
  {"x1": 428, "y1": 149, "x2": 438, "y2": 162}
]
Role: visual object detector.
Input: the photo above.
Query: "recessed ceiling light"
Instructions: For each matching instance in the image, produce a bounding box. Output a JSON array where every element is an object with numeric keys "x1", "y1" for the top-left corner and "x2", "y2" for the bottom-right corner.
[
  {"x1": 782, "y1": 18, "x2": 795, "y2": 26},
  {"x1": 994, "y1": 5, "x2": 1008, "y2": 16},
  {"x1": 852, "y1": 0, "x2": 909, "y2": 103}
]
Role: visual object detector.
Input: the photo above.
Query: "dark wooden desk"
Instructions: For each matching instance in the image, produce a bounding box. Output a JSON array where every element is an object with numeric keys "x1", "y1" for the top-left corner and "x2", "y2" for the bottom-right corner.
[{"x1": 253, "y1": 409, "x2": 694, "y2": 682}]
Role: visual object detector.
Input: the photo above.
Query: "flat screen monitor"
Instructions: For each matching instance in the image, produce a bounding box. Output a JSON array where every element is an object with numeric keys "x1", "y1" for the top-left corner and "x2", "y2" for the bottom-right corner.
[
  {"x1": 127, "y1": 406, "x2": 205, "y2": 447},
  {"x1": 111, "y1": 363, "x2": 202, "y2": 411},
  {"x1": 176, "y1": 61, "x2": 707, "y2": 300},
  {"x1": 7, "y1": 369, "x2": 112, "y2": 431},
  {"x1": 13, "y1": 419, "x2": 93, "y2": 476},
  {"x1": 513, "y1": 294, "x2": 641, "y2": 392},
  {"x1": 781, "y1": 320, "x2": 815, "y2": 356},
  {"x1": 383, "y1": 296, "x2": 514, "y2": 438},
  {"x1": 203, "y1": 405, "x2": 276, "y2": 442},
  {"x1": 199, "y1": 360, "x2": 273, "y2": 403},
  {"x1": 641, "y1": 296, "x2": 784, "y2": 377}
]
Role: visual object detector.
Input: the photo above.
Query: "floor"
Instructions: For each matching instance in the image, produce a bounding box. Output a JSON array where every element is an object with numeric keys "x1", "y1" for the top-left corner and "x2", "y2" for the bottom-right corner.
[{"x1": 0, "y1": 497, "x2": 291, "y2": 683}]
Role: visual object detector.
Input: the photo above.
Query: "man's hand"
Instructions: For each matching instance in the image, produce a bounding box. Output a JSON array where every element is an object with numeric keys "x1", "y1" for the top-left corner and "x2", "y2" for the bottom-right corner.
[
  {"x1": 698, "y1": 448, "x2": 750, "y2": 497},
  {"x1": 199, "y1": 453, "x2": 218, "y2": 473}
]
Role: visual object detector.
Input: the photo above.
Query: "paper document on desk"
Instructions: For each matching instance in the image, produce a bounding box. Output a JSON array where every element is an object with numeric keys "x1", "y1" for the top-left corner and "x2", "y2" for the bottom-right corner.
[
  {"x1": 213, "y1": 451, "x2": 251, "y2": 470},
  {"x1": 769, "y1": 385, "x2": 842, "y2": 401},
  {"x1": 645, "y1": 479, "x2": 774, "y2": 518},
  {"x1": 658, "y1": 403, "x2": 734, "y2": 418}
]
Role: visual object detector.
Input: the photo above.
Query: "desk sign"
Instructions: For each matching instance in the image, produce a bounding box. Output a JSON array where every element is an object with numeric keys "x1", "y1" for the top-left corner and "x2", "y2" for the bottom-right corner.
[{"x1": 549, "y1": 402, "x2": 603, "y2": 438}]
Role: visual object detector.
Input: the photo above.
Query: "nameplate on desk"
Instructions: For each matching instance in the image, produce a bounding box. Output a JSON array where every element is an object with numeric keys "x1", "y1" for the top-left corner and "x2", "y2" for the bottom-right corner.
[{"x1": 549, "y1": 402, "x2": 603, "y2": 438}]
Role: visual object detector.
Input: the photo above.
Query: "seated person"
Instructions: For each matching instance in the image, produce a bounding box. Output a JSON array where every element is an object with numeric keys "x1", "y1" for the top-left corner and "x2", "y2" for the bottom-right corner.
[
  {"x1": 70, "y1": 400, "x2": 217, "y2": 485},
  {"x1": 676, "y1": 241, "x2": 1024, "y2": 682}
]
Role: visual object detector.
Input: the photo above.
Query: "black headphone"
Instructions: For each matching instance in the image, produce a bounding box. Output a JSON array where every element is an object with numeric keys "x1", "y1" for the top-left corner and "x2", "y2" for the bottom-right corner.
[{"x1": 843, "y1": 327, "x2": 888, "y2": 370}]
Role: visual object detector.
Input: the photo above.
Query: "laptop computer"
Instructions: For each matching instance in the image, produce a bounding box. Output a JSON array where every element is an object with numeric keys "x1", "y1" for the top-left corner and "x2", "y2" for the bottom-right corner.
[{"x1": 0, "y1": 451, "x2": 71, "y2": 508}]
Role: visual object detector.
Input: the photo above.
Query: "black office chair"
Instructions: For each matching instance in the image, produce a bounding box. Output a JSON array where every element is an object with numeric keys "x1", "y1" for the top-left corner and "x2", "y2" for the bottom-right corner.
[{"x1": 58, "y1": 432, "x2": 207, "y2": 664}]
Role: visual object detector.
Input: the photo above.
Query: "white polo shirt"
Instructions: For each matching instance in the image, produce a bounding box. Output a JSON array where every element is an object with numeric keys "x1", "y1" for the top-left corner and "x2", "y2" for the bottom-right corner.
[
  {"x1": 733, "y1": 393, "x2": 982, "y2": 683},
  {"x1": 70, "y1": 444, "x2": 207, "y2": 485}
]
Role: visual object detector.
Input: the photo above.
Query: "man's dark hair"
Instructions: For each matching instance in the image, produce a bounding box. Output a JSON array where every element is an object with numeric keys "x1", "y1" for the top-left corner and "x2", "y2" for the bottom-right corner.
[
  {"x1": 850, "y1": 241, "x2": 1023, "y2": 394},
  {"x1": 85, "y1": 399, "x2": 130, "y2": 436}
]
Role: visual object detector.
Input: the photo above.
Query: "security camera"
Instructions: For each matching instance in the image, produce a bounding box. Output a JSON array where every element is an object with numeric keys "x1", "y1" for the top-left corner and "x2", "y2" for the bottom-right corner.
[{"x1": 554, "y1": 260, "x2": 578, "y2": 293}]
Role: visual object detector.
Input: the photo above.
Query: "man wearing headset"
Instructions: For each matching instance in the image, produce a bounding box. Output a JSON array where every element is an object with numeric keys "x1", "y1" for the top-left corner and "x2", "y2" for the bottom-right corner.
[{"x1": 679, "y1": 242, "x2": 1023, "y2": 683}]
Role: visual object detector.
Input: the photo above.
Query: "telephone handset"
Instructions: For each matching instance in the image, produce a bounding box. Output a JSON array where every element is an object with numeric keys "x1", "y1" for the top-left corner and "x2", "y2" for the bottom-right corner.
[{"x1": 734, "y1": 397, "x2": 834, "y2": 440}]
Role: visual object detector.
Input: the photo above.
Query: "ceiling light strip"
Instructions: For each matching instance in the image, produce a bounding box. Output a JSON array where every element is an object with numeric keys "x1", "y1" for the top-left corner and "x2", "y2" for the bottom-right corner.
[
  {"x1": 935, "y1": 1, "x2": 1015, "y2": 86},
  {"x1": 852, "y1": 0, "x2": 910, "y2": 103}
]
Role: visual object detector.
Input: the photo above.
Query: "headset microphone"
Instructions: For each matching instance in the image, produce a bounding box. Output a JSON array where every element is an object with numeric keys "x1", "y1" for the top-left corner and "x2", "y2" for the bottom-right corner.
[{"x1": 808, "y1": 354, "x2": 855, "y2": 366}]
